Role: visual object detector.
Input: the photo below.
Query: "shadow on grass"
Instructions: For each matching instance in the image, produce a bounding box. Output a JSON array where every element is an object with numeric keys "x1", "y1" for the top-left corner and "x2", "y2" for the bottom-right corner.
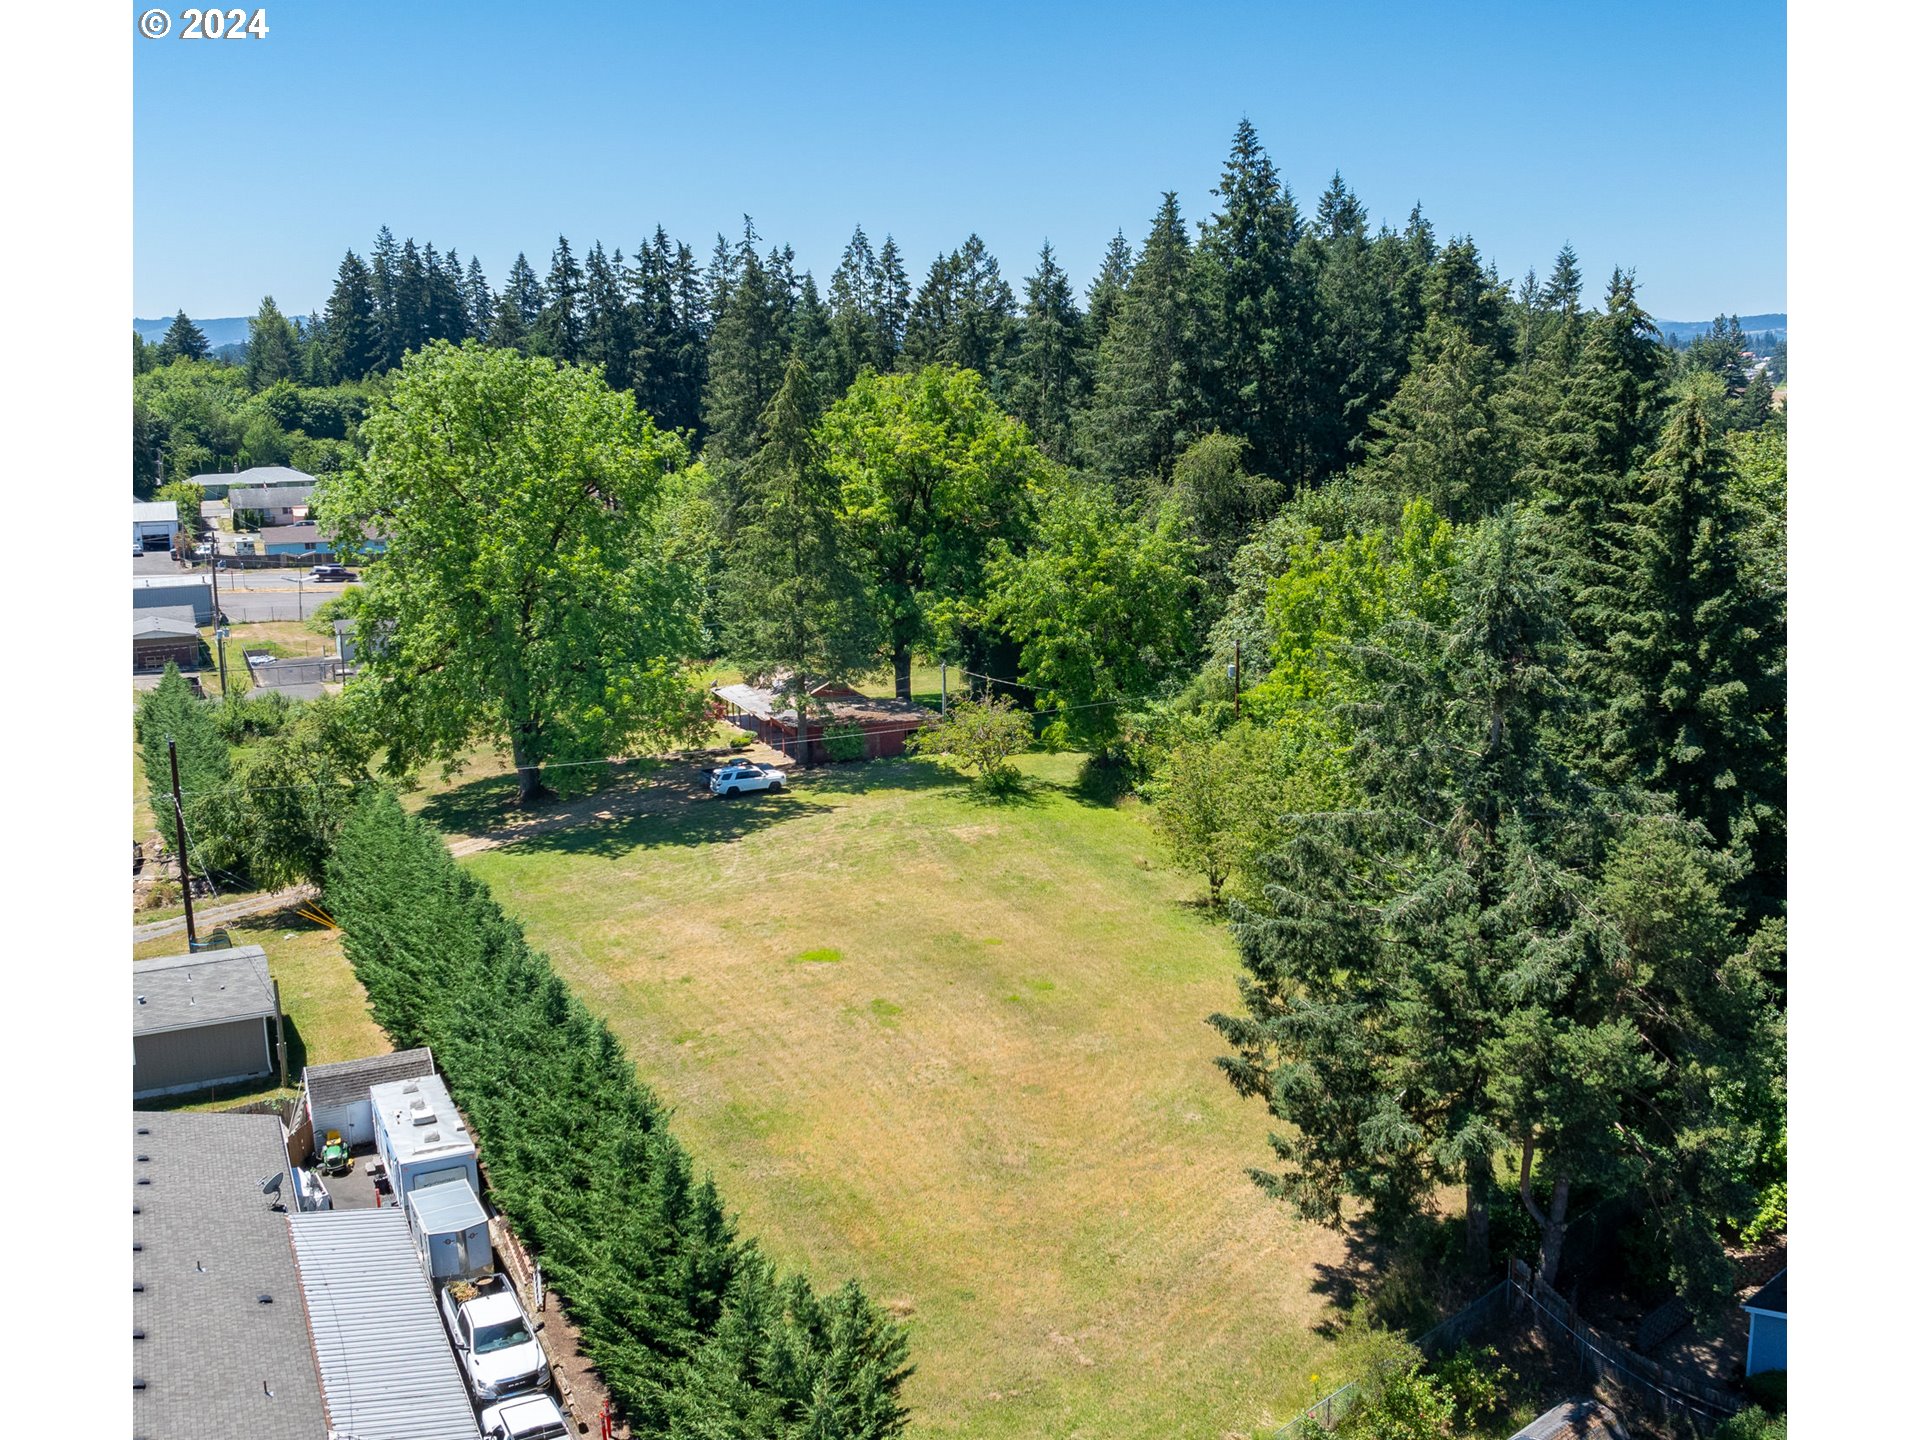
[
  {"x1": 500, "y1": 785, "x2": 839, "y2": 859},
  {"x1": 413, "y1": 757, "x2": 668, "y2": 837},
  {"x1": 1307, "y1": 1207, "x2": 1498, "y2": 1340}
]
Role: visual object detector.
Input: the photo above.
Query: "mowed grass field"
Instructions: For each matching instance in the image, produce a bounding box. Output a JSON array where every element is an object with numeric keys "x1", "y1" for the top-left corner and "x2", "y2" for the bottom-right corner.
[{"x1": 458, "y1": 751, "x2": 1348, "y2": 1439}]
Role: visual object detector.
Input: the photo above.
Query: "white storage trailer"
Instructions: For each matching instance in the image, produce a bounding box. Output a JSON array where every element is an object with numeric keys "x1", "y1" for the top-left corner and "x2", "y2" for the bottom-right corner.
[
  {"x1": 369, "y1": 1072, "x2": 481, "y2": 1199},
  {"x1": 407, "y1": 1174, "x2": 493, "y2": 1281}
]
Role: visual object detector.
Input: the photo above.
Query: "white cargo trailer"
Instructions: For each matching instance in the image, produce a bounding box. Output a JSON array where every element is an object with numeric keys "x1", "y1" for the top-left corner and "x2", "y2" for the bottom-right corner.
[
  {"x1": 369, "y1": 1073, "x2": 481, "y2": 1200},
  {"x1": 407, "y1": 1175, "x2": 492, "y2": 1281}
]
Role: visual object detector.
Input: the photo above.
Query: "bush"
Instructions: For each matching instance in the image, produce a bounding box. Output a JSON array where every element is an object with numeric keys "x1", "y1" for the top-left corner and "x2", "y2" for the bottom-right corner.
[
  {"x1": 726, "y1": 731, "x2": 753, "y2": 751},
  {"x1": 1716, "y1": 1404, "x2": 1786, "y2": 1440},
  {"x1": 822, "y1": 720, "x2": 868, "y2": 763},
  {"x1": 909, "y1": 694, "x2": 1031, "y2": 789},
  {"x1": 213, "y1": 688, "x2": 297, "y2": 743},
  {"x1": 326, "y1": 790, "x2": 912, "y2": 1437}
]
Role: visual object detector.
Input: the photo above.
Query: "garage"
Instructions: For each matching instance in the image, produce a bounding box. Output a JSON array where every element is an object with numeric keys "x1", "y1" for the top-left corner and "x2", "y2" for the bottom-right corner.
[
  {"x1": 302, "y1": 1047, "x2": 437, "y2": 1148},
  {"x1": 133, "y1": 946, "x2": 283, "y2": 1100}
]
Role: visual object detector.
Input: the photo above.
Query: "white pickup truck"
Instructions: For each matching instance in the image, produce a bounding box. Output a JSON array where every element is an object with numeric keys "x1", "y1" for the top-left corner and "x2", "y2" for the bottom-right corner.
[
  {"x1": 440, "y1": 1274, "x2": 551, "y2": 1403},
  {"x1": 479, "y1": 1392, "x2": 570, "y2": 1440}
]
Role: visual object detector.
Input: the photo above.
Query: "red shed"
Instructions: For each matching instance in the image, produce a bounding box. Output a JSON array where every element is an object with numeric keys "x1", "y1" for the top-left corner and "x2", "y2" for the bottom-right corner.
[{"x1": 714, "y1": 678, "x2": 932, "y2": 761}]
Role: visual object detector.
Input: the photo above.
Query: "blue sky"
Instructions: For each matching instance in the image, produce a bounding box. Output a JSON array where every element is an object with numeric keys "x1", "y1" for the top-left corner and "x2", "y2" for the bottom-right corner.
[{"x1": 135, "y1": 0, "x2": 1784, "y2": 322}]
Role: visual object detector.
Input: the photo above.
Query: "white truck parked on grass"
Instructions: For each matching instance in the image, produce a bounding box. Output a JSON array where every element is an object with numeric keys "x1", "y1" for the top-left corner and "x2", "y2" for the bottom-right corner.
[
  {"x1": 439, "y1": 1273, "x2": 552, "y2": 1403},
  {"x1": 479, "y1": 1391, "x2": 571, "y2": 1440}
]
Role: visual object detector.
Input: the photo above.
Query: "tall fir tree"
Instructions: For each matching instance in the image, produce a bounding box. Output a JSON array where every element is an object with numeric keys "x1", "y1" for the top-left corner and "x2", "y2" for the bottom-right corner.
[
  {"x1": 581, "y1": 241, "x2": 636, "y2": 391},
  {"x1": 1083, "y1": 194, "x2": 1214, "y2": 490},
  {"x1": 244, "y1": 296, "x2": 301, "y2": 390},
  {"x1": 533, "y1": 236, "x2": 587, "y2": 363},
  {"x1": 874, "y1": 235, "x2": 911, "y2": 372},
  {"x1": 323, "y1": 251, "x2": 381, "y2": 380},
  {"x1": 903, "y1": 235, "x2": 1019, "y2": 393},
  {"x1": 1199, "y1": 121, "x2": 1319, "y2": 487},
  {"x1": 827, "y1": 225, "x2": 882, "y2": 393},
  {"x1": 1084, "y1": 230, "x2": 1133, "y2": 345},
  {"x1": 1357, "y1": 319, "x2": 1515, "y2": 520},
  {"x1": 1007, "y1": 241, "x2": 1088, "y2": 460},
  {"x1": 702, "y1": 233, "x2": 789, "y2": 461},
  {"x1": 463, "y1": 256, "x2": 493, "y2": 343}
]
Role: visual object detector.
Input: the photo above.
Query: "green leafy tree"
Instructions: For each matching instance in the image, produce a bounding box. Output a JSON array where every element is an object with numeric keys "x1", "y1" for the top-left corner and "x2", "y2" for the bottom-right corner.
[
  {"x1": 155, "y1": 479, "x2": 203, "y2": 543},
  {"x1": 318, "y1": 342, "x2": 703, "y2": 805},
  {"x1": 157, "y1": 310, "x2": 209, "y2": 364},
  {"x1": 983, "y1": 480, "x2": 1199, "y2": 751},
  {"x1": 233, "y1": 695, "x2": 375, "y2": 886},
  {"x1": 909, "y1": 693, "x2": 1032, "y2": 789},
  {"x1": 1147, "y1": 726, "x2": 1248, "y2": 904},
  {"x1": 1168, "y1": 431, "x2": 1281, "y2": 600},
  {"x1": 720, "y1": 357, "x2": 878, "y2": 765},
  {"x1": 821, "y1": 364, "x2": 1048, "y2": 698},
  {"x1": 136, "y1": 663, "x2": 247, "y2": 876}
]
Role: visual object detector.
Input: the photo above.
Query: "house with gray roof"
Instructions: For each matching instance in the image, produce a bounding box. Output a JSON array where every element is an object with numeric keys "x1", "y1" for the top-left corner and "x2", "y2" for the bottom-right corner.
[
  {"x1": 132, "y1": 1111, "x2": 329, "y2": 1440},
  {"x1": 134, "y1": 605, "x2": 202, "y2": 671},
  {"x1": 229, "y1": 470, "x2": 318, "y2": 525},
  {"x1": 288, "y1": 1207, "x2": 481, "y2": 1440},
  {"x1": 133, "y1": 946, "x2": 284, "y2": 1099}
]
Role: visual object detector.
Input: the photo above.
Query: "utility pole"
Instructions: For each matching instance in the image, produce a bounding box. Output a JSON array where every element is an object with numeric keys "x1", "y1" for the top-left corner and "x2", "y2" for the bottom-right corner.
[
  {"x1": 1232, "y1": 640, "x2": 1241, "y2": 721},
  {"x1": 940, "y1": 662, "x2": 948, "y2": 716},
  {"x1": 167, "y1": 736, "x2": 198, "y2": 951},
  {"x1": 215, "y1": 626, "x2": 229, "y2": 697}
]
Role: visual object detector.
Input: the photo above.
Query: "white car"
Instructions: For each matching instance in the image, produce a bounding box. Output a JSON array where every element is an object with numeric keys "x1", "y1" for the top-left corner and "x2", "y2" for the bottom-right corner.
[
  {"x1": 479, "y1": 1392, "x2": 570, "y2": 1440},
  {"x1": 709, "y1": 761, "x2": 786, "y2": 796},
  {"x1": 441, "y1": 1275, "x2": 551, "y2": 1402}
]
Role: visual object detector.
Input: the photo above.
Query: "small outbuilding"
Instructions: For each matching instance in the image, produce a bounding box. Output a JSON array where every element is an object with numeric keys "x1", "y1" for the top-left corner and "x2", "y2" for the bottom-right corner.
[
  {"x1": 1744, "y1": 1267, "x2": 1786, "y2": 1375},
  {"x1": 369, "y1": 1071, "x2": 481, "y2": 1200},
  {"x1": 715, "y1": 677, "x2": 932, "y2": 761},
  {"x1": 133, "y1": 945, "x2": 285, "y2": 1099},
  {"x1": 134, "y1": 573, "x2": 215, "y2": 624},
  {"x1": 262, "y1": 522, "x2": 331, "y2": 556},
  {"x1": 1508, "y1": 1399, "x2": 1630, "y2": 1440},
  {"x1": 302, "y1": 1046, "x2": 436, "y2": 1148},
  {"x1": 133, "y1": 499, "x2": 181, "y2": 554},
  {"x1": 133, "y1": 605, "x2": 202, "y2": 672}
]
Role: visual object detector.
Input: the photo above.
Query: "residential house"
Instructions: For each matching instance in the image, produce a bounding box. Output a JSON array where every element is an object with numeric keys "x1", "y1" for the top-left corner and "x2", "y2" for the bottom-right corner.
[
  {"x1": 132, "y1": 945, "x2": 285, "y2": 1099},
  {"x1": 134, "y1": 605, "x2": 201, "y2": 672},
  {"x1": 1744, "y1": 1267, "x2": 1786, "y2": 1375}
]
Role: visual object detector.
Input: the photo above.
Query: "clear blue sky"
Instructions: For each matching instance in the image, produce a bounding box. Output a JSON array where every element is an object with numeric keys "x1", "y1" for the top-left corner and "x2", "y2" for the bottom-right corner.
[{"x1": 135, "y1": 0, "x2": 1784, "y2": 323}]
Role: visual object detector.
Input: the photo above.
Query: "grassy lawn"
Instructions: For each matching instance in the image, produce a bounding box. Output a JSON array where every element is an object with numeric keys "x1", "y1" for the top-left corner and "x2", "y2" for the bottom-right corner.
[
  {"x1": 133, "y1": 910, "x2": 390, "y2": 1111},
  {"x1": 458, "y1": 751, "x2": 1349, "y2": 1439}
]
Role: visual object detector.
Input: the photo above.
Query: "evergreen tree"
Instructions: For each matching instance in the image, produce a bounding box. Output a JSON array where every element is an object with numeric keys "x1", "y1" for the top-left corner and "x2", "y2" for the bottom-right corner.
[
  {"x1": 1590, "y1": 396, "x2": 1786, "y2": 909},
  {"x1": 1313, "y1": 171, "x2": 1365, "y2": 240},
  {"x1": 874, "y1": 235, "x2": 911, "y2": 372},
  {"x1": 789, "y1": 271, "x2": 836, "y2": 385},
  {"x1": 369, "y1": 225, "x2": 402, "y2": 366},
  {"x1": 134, "y1": 330, "x2": 155, "y2": 375},
  {"x1": 903, "y1": 235, "x2": 1018, "y2": 392},
  {"x1": 1418, "y1": 236, "x2": 1512, "y2": 361},
  {"x1": 300, "y1": 311, "x2": 331, "y2": 386},
  {"x1": 422, "y1": 244, "x2": 468, "y2": 345},
  {"x1": 157, "y1": 310, "x2": 209, "y2": 363},
  {"x1": 1731, "y1": 366, "x2": 1776, "y2": 432},
  {"x1": 582, "y1": 241, "x2": 636, "y2": 391},
  {"x1": 720, "y1": 356, "x2": 878, "y2": 766},
  {"x1": 1199, "y1": 120, "x2": 1318, "y2": 487},
  {"x1": 1006, "y1": 241, "x2": 1087, "y2": 459},
  {"x1": 1084, "y1": 193, "x2": 1214, "y2": 490},
  {"x1": 827, "y1": 225, "x2": 882, "y2": 393},
  {"x1": 390, "y1": 238, "x2": 430, "y2": 363},
  {"x1": 464, "y1": 255, "x2": 494, "y2": 343},
  {"x1": 245, "y1": 295, "x2": 301, "y2": 390},
  {"x1": 323, "y1": 252, "x2": 381, "y2": 380},
  {"x1": 628, "y1": 228, "x2": 705, "y2": 434},
  {"x1": 1358, "y1": 319, "x2": 1515, "y2": 520},
  {"x1": 1084, "y1": 230, "x2": 1133, "y2": 344},
  {"x1": 533, "y1": 236, "x2": 587, "y2": 363},
  {"x1": 1303, "y1": 184, "x2": 1410, "y2": 475},
  {"x1": 702, "y1": 235, "x2": 789, "y2": 460}
]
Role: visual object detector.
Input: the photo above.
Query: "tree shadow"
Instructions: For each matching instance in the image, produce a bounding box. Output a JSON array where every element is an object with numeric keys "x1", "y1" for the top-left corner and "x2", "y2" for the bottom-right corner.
[
  {"x1": 414, "y1": 756, "x2": 668, "y2": 838},
  {"x1": 1307, "y1": 1206, "x2": 1495, "y2": 1339},
  {"x1": 789, "y1": 755, "x2": 971, "y2": 799},
  {"x1": 498, "y1": 784, "x2": 838, "y2": 859}
]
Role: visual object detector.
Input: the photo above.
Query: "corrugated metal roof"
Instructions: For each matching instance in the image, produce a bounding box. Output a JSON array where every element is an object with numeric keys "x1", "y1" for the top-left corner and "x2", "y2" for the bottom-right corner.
[
  {"x1": 134, "y1": 575, "x2": 213, "y2": 592},
  {"x1": 288, "y1": 1209, "x2": 481, "y2": 1440},
  {"x1": 134, "y1": 500, "x2": 181, "y2": 522},
  {"x1": 304, "y1": 1047, "x2": 435, "y2": 1112},
  {"x1": 407, "y1": 1176, "x2": 488, "y2": 1234},
  {"x1": 232, "y1": 484, "x2": 317, "y2": 510},
  {"x1": 134, "y1": 614, "x2": 200, "y2": 639},
  {"x1": 132, "y1": 1112, "x2": 329, "y2": 1440},
  {"x1": 133, "y1": 946, "x2": 277, "y2": 1035}
]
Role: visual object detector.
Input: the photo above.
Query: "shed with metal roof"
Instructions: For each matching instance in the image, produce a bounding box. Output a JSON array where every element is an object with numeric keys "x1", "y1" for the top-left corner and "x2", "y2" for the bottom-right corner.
[
  {"x1": 132, "y1": 1111, "x2": 328, "y2": 1440},
  {"x1": 133, "y1": 946, "x2": 283, "y2": 1099},
  {"x1": 302, "y1": 1047, "x2": 436, "y2": 1148},
  {"x1": 288, "y1": 1208, "x2": 481, "y2": 1440}
]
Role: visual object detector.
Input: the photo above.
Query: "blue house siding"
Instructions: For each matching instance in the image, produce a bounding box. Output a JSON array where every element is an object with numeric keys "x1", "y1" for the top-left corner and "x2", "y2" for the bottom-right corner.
[{"x1": 1745, "y1": 1309, "x2": 1785, "y2": 1374}]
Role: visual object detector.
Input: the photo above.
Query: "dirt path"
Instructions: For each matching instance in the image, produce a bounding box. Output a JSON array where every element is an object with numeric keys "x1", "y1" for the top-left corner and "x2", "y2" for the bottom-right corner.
[{"x1": 131, "y1": 883, "x2": 318, "y2": 943}]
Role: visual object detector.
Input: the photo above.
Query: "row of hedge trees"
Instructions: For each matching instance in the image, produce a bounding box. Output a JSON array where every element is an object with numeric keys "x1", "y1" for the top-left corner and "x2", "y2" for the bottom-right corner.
[{"x1": 325, "y1": 787, "x2": 912, "y2": 1438}]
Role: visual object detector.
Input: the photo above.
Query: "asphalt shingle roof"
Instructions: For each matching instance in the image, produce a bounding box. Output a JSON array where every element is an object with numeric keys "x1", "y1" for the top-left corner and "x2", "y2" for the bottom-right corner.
[
  {"x1": 303, "y1": 1047, "x2": 435, "y2": 1112},
  {"x1": 132, "y1": 1111, "x2": 328, "y2": 1440},
  {"x1": 1747, "y1": 1267, "x2": 1786, "y2": 1314},
  {"x1": 133, "y1": 946, "x2": 277, "y2": 1036}
]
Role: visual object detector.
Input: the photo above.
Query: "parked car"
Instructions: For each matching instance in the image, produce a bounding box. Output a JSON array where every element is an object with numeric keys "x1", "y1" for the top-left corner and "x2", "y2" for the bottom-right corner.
[
  {"x1": 440, "y1": 1274, "x2": 551, "y2": 1402},
  {"x1": 709, "y1": 761, "x2": 786, "y2": 796},
  {"x1": 479, "y1": 1393, "x2": 570, "y2": 1440},
  {"x1": 309, "y1": 563, "x2": 351, "y2": 582}
]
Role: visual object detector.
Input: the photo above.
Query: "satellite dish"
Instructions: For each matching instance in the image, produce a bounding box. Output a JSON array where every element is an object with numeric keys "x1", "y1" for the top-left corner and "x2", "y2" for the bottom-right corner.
[{"x1": 260, "y1": 1173, "x2": 284, "y2": 1196}]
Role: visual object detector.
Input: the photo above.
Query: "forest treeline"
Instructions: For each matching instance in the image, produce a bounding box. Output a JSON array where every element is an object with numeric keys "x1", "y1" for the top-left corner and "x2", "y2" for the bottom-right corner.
[{"x1": 136, "y1": 118, "x2": 1785, "y2": 1347}]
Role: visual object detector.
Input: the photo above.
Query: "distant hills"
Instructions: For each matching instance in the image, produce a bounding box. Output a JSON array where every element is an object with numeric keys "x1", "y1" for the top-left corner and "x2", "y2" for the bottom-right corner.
[
  {"x1": 1654, "y1": 314, "x2": 1786, "y2": 344},
  {"x1": 134, "y1": 315, "x2": 251, "y2": 348}
]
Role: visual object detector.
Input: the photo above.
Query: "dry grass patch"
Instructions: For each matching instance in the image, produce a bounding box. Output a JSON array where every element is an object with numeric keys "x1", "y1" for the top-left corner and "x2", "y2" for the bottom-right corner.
[{"x1": 460, "y1": 752, "x2": 1348, "y2": 1439}]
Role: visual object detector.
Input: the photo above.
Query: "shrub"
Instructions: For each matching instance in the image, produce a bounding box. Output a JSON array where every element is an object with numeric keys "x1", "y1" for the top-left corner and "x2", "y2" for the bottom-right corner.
[
  {"x1": 326, "y1": 790, "x2": 912, "y2": 1437},
  {"x1": 909, "y1": 694, "x2": 1031, "y2": 789},
  {"x1": 822, "y1": 720, "x2": 868, "y2": 763}
]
